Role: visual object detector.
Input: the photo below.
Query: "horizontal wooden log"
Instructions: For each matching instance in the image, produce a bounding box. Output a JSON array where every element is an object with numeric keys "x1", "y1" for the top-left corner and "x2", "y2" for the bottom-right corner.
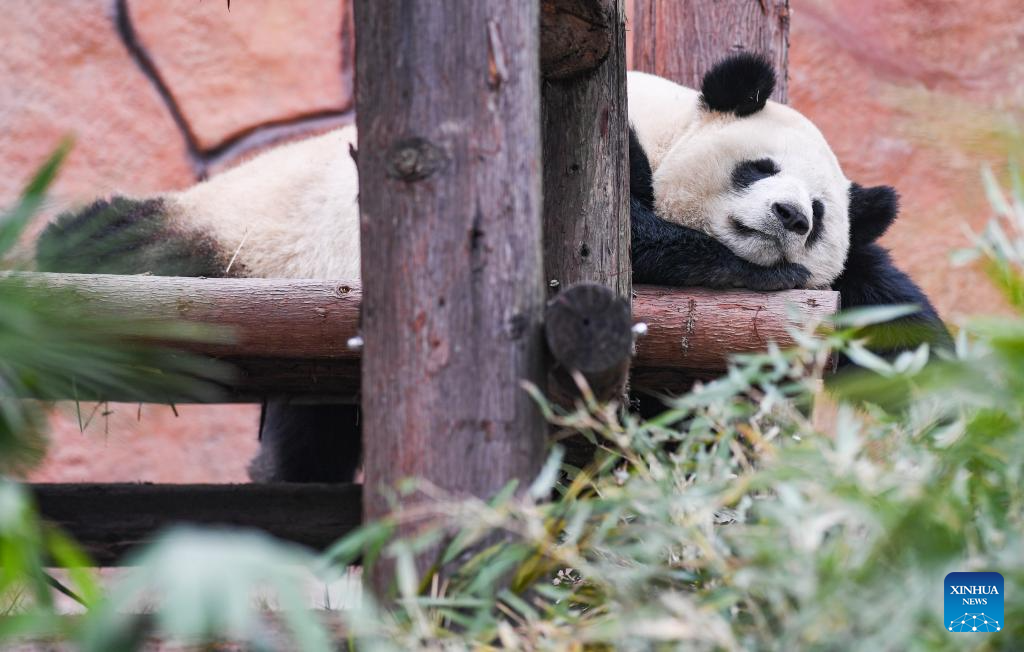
[
  {"x1": 630, "y1": 285, "x2": 837, "y2": 394},
  {"x1": 5, "y1": 272, "x2": 361, "y2": 402},
  {"x1": 31, "y1": 483, "x2": 362, "y2": 566},
  {"x1": 7, "y1": 273, "x2": 361, "y2": 360},
  {"x1": 6, "y1": 273, "x2": 838, "y2": 399},
  {"x1": 541, "y1": 0, "x2": 614, "y2": 79}
]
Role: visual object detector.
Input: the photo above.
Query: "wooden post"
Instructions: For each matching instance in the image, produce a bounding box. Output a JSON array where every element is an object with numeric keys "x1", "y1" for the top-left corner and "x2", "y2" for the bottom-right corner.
[
  {"x1": 542, "y1": 0, "x2": 630, "y2": 300},
  {"x1": 541, "y1": 0, "x2": 615, "y2": 80},
  {"x1": 545, "y1": 283, "x2": 632, "y2": 405},
  {"x1": 354, "y1": 1, "x2": 546, "y2": 590},
  {"x1": 542, "y1": 0, "x2": 630, "y2": 415},
  {"x1": 629, "y1": 0, "x2": 790, "y2": 101}
]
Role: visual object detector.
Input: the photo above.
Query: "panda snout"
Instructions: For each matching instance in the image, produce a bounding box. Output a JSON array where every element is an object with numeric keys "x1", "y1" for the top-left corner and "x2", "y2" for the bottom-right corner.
[{"x1": 772, "y1": 202, "x2": 810, "y2": 236}]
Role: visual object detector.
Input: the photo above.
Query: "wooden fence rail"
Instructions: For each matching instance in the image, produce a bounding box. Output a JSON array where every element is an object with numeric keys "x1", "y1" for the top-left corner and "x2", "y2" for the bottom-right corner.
[{"x1": 32, "y1": 483, "x2": 361, "y2": 566}]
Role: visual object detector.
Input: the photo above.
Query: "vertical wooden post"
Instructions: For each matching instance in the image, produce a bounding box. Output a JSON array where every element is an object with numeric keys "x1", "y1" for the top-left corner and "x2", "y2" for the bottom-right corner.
[
  {"x1": 354, "y1": 0, "x2": 546, "y2": 590},
  {"x1": 629, "y1": 0, "x2": 790, "y2": 102},
  {"x1": 540, "y1": 0, "x2": 626, "y2": 300},
  {"x1": 542, "y1": 0, "x2": 630, "y2": 300},
  {"x1": 541, "y1": 0, "x2": 629, "y2": 464}
]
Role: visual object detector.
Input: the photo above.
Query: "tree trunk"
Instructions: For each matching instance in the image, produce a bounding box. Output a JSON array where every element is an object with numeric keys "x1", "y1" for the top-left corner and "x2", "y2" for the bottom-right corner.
[
  {"x1": 629, "y1": 0, "x2": 790, "y2": 102},
  {"x1": 542, "y1": 0, "x2": 630, "y2": 414},
  {"x1": 354, "y1": 0, "x2": 547, "y2": 593}
]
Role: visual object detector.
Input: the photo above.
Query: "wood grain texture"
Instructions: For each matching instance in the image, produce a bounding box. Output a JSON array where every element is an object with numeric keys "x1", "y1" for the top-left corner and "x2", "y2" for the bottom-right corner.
[
  {"x1": 541, "y1": 0, "x2": 614, "y2": 80},
  {"x1": 7, "y1": 273, "x2": 360, "y2": 360},
  {"x1": 631, "y1": 285, "x2": 837, "y2": 394},
  {"x1": 633, "y1": 285, "x2": 836, "y2": 370},
  {"x1": 542, "y1": 0, "x2": 630, "y2": 301},
  {"x1": 353, "y1": 0, "x2": 547, "y2": 588},
  {"x1": 32, "y1": 483, "x2": 362, "y2": 566},
  {"x1": 630, "y1": 0, "x2": 790, "y2": 102}
]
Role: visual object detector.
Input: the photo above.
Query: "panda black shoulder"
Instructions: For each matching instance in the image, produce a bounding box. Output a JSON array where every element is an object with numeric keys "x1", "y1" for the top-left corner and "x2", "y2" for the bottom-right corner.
[
  {"x1": 628, "y1": 126, "x2": 655, "y2": 210},
  {"x1": 700, "y1": 52, "x2": 776, "y2": 117}
]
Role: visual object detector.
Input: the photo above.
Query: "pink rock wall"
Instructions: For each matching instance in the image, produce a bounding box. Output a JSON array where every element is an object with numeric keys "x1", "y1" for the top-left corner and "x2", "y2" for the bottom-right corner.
[
  {"x1": 788, "y1": 0, "x2": 1022, "y2": 322},
  {"x1": 2, "y1": 1, "x2": 1018, "y2": 483}
]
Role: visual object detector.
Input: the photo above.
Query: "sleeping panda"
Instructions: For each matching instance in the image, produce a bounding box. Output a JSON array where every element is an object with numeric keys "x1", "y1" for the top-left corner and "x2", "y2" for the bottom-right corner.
[
  {"x1": 626, "y1": 54, "x2": 949, "y2": 353},
  {"x1": 36, "y1": 54, "x2": 947, "y2": 482}
]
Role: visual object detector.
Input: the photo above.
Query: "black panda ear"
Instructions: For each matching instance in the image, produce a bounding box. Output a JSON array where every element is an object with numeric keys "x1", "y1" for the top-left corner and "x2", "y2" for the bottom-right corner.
[
  {"x1": 700, "y1": 52, "x2": 776, "y2": 117},
  {"x1": 848, "y1": 183, "x2": 899, "y2": 246}
]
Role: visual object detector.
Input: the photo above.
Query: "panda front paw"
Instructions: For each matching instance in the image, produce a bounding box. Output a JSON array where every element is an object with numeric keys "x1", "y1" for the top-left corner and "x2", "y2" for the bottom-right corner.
[{"x1": 736, "y1": 261, "x2": 811, "y2": 292}]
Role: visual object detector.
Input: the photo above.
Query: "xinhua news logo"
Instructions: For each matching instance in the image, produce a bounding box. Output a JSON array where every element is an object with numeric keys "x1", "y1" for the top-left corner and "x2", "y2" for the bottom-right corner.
[{"x1": 945, "y1": 572, "x2": 1004, "y2": 633}]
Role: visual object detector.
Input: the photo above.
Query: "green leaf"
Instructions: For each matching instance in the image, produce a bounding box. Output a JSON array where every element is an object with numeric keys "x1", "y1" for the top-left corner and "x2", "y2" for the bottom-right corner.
[
  {"x1": 831, "y1": 304, "x2": 921, "y2": 329},
  {"x1": 528, "y1": 445, "x2": 565, "y2": 500},
  {"x1": 0, "y1": 140, "x2": 71, "y2": 258}
]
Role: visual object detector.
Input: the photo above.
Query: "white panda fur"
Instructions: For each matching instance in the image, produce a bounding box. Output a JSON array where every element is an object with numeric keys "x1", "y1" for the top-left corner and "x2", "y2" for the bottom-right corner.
[
  {"x1": 40, "y1": 69, "x2": 848, "y2": 289},
  {"x1": 627, "y1": 70, "x2": 850, "y2": 288},
  {"x1": 154, "y1": 70, "x2": 847, "y2": 290},
  {"x1": 172, "y1": 125, "x2": 360, "y2": 280}
]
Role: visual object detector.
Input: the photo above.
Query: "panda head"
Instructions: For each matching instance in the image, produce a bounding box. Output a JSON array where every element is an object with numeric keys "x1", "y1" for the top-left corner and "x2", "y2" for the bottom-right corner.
[{"x1": 649, "y1": 53, "x2": 897, "y2": 288}]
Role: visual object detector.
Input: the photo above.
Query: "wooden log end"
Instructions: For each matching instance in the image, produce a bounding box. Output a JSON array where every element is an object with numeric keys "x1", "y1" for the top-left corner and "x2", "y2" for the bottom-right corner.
[
  {"x1": 545, "y1": 282, "x2": 632, "y2": 403},
  {"x1": 540, "y1": 0, "x2": 614, "y2": 80}
]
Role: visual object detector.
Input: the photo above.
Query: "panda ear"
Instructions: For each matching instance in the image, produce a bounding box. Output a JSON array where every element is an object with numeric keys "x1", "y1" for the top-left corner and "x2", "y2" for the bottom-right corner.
[
  {"x1": 700, "y1": 53, "x2": 776, "y2": 117},
  {"x1": 848, "y1": 183, "x2": 899, "y2": 246}
]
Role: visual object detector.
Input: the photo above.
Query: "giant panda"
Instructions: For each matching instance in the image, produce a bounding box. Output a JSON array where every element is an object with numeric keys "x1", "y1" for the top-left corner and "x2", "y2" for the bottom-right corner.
[
  {"x1": 626, "y1": 53, "x2": 949, "y2": 353},
  {"x1": 35, "y1": 54, "x2": 947, "y2": 483}
]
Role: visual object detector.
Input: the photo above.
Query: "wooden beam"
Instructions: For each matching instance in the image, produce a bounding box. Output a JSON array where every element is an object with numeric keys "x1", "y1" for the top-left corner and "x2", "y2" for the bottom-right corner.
[
  {"x1": 629, "y1": 0, "x2": 790, "y2": 102},
  {"x1": 3, "y1": 272, "x2": 360, "y2": 403},
  {"x1": 631, "y1": 285, "x2": 836, "y2": 394},
  {"x1": 4, "y1": 273, "x2": 360, "y2": 361},
  {"x1": 353, "y1": 0, "x2": 547, "y2": 590},
  {"x1": 31, "y1": 483, "x2": 361, "y2": 566},
  {"x1": 3, "y1": 274, "x2": 838, "y2": 400}
]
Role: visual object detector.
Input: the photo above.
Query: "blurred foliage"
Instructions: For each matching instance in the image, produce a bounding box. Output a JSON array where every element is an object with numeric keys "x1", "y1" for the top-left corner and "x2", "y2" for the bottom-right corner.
[
  {"x1": 2, "y1": 150, "x2": 1024, "y2": 650},
  {"x1": 0, "y1": 144, "x2": 232, "y2": 475}
]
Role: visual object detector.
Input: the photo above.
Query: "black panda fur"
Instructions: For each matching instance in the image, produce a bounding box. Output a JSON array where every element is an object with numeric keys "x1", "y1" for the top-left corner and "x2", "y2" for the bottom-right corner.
[
  {"x1": 700, "y1": 52, "x2": 776, "y2": 117},
  {"x1": 37, "y1": 197, "x2": 236, "y2": 277},
  {"x1": 836, "y1": 184, "x2": 953, "y2": 357}
]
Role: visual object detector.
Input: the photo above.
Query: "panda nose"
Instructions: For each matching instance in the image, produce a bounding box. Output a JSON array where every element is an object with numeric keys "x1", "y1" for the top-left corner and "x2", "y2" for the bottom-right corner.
[{"x1": 773, "y1": 202, "x2": 810, "y2": 235}]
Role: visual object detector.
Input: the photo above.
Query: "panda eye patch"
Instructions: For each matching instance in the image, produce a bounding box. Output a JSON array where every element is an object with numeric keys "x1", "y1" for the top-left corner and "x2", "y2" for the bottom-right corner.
[
  {"x1": 731, "y1": 158, "x2": 779, "y2": 189},
  {"x1": 806, "y1": 200, "x2": 826, "y2": 248}
]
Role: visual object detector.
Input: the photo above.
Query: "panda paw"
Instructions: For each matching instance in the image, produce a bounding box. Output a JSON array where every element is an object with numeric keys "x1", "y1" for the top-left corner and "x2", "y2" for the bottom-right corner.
[{"x1": 735, "y1": 261, "x2": 811, "y2": 292}]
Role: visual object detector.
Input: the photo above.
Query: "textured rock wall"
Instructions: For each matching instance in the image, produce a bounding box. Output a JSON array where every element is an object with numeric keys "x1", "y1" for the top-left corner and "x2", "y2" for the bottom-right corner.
[
  {"x1": 3, "y1": 0, "x2": 1019, "y2": 482},
  {"x1": 788, "y1": 0, "x2": 1022, "y2": 321}
]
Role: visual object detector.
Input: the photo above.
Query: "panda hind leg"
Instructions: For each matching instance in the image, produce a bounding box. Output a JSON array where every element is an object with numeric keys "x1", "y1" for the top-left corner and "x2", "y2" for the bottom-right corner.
[
  {"x1": 248, "y1": 402, "x2": 362, "y2": 483},
  {"x1": 35, "y1": 196, "x2": 234, "y2": 278}
]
